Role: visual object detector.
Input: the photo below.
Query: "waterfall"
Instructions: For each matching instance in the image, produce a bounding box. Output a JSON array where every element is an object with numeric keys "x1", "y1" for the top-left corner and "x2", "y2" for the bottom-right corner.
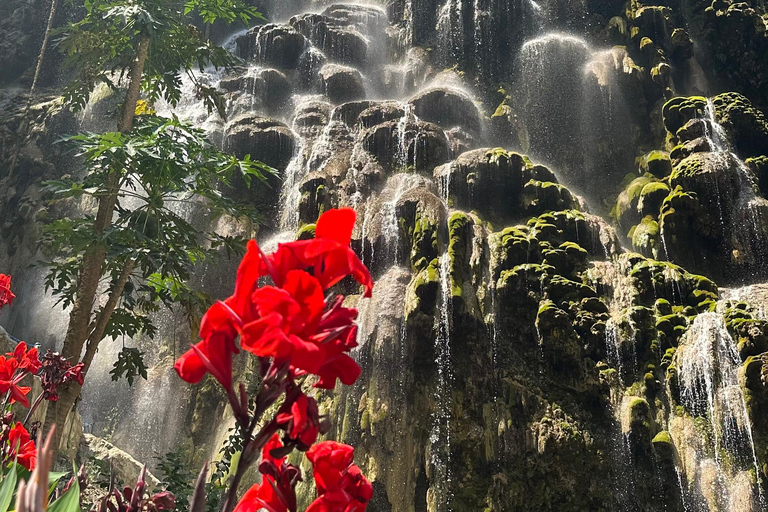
[
  {"x1": 675, "y1": 313, "x2": 765, "y2": 512},
  {"x1": 430, "y1": 251, "x2": 454, "y2": 512},
  {"x1": 514, "y1": 34, "x2": 591, "y2": 179}
]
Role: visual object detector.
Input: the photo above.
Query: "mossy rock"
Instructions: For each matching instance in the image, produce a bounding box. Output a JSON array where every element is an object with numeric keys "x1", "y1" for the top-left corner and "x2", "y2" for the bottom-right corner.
[
  {"x1": 662, "y1": 96, "x2": 707, "y2": 135},
  {"x1": 638, "y1": 182, "x2": 670, "y2": 217},
  {"x1": 746, "y1": 155, "x2": 768, "y2": 196},
  {"x1": 541, "y1": 242, "x2": 588, "y2": 277},
  {"x1": 640, "y1": 150, "x2": 672, "y2": 178},
  {"x1": 521, "y1": 180, "x2": 578, "y2": 216},
  {"x1": 651, "y1": 431, "x2": 675, "y2": 461},
  {"x1": 447, "y1": 211, "x2": 474, "y2": 300},
  {"x1": 296, "y1": 223, "x2": 316, "y2": 240},
  {"x1": 629, "y1": 216, "x2": 660, "y2": 257},
  {"x1": 711, "y1": 92, "x2": 768, "y2": 158},
  {"x1": 405, "y1": 259, "x2": 440, "y2": 322},
  {"x1": 614, "y1": 176, "x2": 655, "y2": 231},
  {"x1": 545, "y1": 275, "x2": 596, "y2": 307},
  {"x1": 493, "y1": 226, "x2": 542, "y2": 274}
]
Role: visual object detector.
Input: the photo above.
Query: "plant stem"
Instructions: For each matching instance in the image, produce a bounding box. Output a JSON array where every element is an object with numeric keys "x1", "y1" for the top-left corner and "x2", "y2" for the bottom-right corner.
[{"x1": 23, "y1": 392, "x2": 46, "y2": 427}]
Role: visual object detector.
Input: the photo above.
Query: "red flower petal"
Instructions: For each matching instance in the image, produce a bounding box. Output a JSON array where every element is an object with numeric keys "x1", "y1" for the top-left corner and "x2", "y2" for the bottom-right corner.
[
  {"x1": 314, "y1": 354, "x2": 361, "y2": 389},
  {"x1": 316, "y1": 208, "x2": 356, "y2": 246}
]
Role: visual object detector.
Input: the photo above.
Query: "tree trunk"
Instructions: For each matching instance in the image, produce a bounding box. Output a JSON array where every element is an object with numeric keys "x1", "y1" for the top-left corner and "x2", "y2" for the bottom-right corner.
[
  {"x1": 118, "y1": 36, "x2": 150, "y2": 133},
  {"x1": 44, "y1": 35, "x2": 150, "y2": 455},
  {"x1": 82, "y1": 258, "x2": 135, "y2": 375}
]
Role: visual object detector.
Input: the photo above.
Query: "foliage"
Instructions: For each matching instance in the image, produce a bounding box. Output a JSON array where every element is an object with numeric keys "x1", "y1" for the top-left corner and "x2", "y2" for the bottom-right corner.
[
  {"x1": 155, "y1": 450, "x2": 194, "y2": 511},
  {"x1": 110, "y1": 347, "x2": 148, "y2": 386},
  {"x1": 55, "y1": 0, "x2": 262, "y2": 114},
  {"x1": 41, "y1": 115, "x2": 274, "y2": 361}
]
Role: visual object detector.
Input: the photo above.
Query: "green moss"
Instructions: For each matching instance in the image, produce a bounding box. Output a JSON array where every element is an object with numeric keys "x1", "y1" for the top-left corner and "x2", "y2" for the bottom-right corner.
[
  {"x1": 662, "y1": 96, "x2": 707, "y2": 135},
  {"x1": 640, "y1": 151, "x2": 673, "y2": 178},
  {"x1": 410, "y1": 212, "x2": 439, "y2": 270},
  {"x1": 296, "y1": 223, "x2": 316, "y2": 240},
  {"x1": 670, "y1": 154, "x2": 708, "y2": 180},
  {"x1": 630, "y1": 216, "x2": 660, "y2": 257},
  {"x1": 712, "y1": 92, "x2": 768, "y2": 158},
  {"x1": 521, "y1": 179, "x2": 578, "y2": 215},
  {"x1": 446, "y1": 211, "x2": 474, "y2": 300}
]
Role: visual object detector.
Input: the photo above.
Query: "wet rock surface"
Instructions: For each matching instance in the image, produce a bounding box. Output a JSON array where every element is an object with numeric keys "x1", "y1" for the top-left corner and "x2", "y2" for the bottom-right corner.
[{"x1": 5, "y1": 0, "x2": 768, "y2": 510}]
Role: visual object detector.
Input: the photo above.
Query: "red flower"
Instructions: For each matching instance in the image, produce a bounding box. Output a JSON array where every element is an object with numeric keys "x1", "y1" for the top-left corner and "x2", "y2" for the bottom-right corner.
[
  {"x1": 7, "y1": 422, "x2": 36, "y2": 470},
  {"x1": 265, "y1": 209, "x2": 373, "y2": 297},
  {"x1": 0, "y1": 357, "x2": 31, "y2": 407},
  {"x1": 277, "y1": 393, "x2": 321, "y2": 448},
  {"x1": 10, "y1": 342, "x2": 42, "y2": 374},
  {"x1": 306, "y1": 442, "x2": 372, "y2": 512},
  {"x1": 0, "y1": 274, "x2": 14, "y2": 310},
  {"x1": 234, "y1": 434, "x2": 301, "y2": 512},
  {"x1": 174, "y1": 241, "x2": 263, "y2": 388},
  {"x1": 240, "y1": 270, "x2": 362, "y2": 389}
]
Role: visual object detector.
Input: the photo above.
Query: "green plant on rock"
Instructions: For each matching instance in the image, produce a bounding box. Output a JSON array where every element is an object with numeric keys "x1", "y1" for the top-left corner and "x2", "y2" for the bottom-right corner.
[
  {"x1": 56, "y1": 0, "x2": 260, "y2": 118},
  {"x1": 40, "y1": 115, "x2": 271, "y2": 454}
]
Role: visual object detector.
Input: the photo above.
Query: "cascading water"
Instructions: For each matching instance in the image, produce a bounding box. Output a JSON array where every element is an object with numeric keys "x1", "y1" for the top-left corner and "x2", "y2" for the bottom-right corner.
[
  {"x1": 430, "y1": 251, "x2": 454, "y2": 512},
  {"x1": 674, "y1": 313, "x2": 765, "y2": 512},
  {"x1": 513, "y1": 34, "x2": 591, "y2": 177}
]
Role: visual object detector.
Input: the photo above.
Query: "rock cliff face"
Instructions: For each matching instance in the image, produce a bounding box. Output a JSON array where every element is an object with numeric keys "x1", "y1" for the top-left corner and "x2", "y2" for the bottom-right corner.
[{"x1": 4, "y1": 0, "x2": 768, "y2": 511}]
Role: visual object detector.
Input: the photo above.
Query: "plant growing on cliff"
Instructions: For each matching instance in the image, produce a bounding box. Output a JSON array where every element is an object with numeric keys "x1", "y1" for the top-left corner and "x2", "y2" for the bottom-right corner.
[
  {"x1": 41, "y1": 0, "x2": 266, "y2": 456},
  {"x1": 57, "y1": 0, "x2": 261, "y2": 122},
  {"x1": 173, "y1": 208, "x2": 374, "y2": 512},
  {"x1": 40, "y1": 114, "x2": 272, "y2": 452}
]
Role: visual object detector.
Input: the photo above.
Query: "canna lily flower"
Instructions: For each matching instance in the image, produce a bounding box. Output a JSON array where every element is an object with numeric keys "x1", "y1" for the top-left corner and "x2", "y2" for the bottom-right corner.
[
  {"x1": 276, "y1": 393, "x2": 322, "y2": 449},
  {"x1": 10, "y1": 342, "x2": 42, "y2": 374},
  {"x1": 0, "y1": 274, "x2": 15, "y2": 310},
  {"x1": 306, "y1": 441, "x2": 372, "y2": 512},
  {"x1": 234, "y1": 434, "x2": 301, "y2": 512},
  {"x1": 8, "y1": 422, "x2": 36, "y2": 470},
  {"x1": 240, "y1": 270, "x2": 362, "y2": 389},
  {"x1": 174, "y1": 240, "x2": 264, "y2": 389},
  {"x1": 265, "y1": 209, "x2": 373, "y2": 297},
  {"x1": 0, "y1": 357, "x2": 32, "y2": 407}
]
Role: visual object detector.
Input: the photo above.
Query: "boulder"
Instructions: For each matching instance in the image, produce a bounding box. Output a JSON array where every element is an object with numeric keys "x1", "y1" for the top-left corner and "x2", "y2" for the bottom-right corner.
[
  {"x1": 290, "y1": 4, "x2": 388, "y2": 68},
  {"x1": 408, "y1": 88, "x2": 482, "y2": 133},
  {"x1": 219, "y1": 68, "x2": 292, "y2": 113},
  {"x1": 320, "y1": 64, "x2": 366, "y2": 104},
  {"x1": 292, "y1": 99, "x2": 333, "y2": 137},
  {"x1": 331, "y1": 100, "x2": 377, "y2": 126},
  {"x1": 358, "y1": 102, "x2": 406, "y2": 128},
  {"x1": 236, "y1": 24, "x2": 307, "y2": 69},
  {"x1": 711, "y1": 92, "x2": 768, "y2": 158},
  {"x1": 361, "y1": 119, "x2": 449, "y2": 171},
  {"x1": 81, "y1": 434, "x2": 161, "y2": 488},
  {"x1": 291, "y1": 14, "x2": 369, "y2": 68},
  {"x1": 223, "y1": 114, "x2": 296, "y2": 170}
]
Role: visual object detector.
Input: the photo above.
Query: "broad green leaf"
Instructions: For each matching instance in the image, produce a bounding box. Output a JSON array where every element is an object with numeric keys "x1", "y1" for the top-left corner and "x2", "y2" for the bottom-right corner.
[
  {"x1": 0, "y1": 463, "x2": 18, "y2": 512},
  {"x1": 48, "y1": 471, "x2": 69, "y2": 496},
  {"x1": 47, "y1": 477, "x2": 80, "y2": 512}
]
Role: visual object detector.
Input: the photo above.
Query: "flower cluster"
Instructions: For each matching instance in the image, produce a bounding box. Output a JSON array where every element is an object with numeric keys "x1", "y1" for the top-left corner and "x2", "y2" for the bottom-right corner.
[
  {"x1": 0, "y1": 343, "x2": 41, "y2": 407},
  {"x1": 173, "y1": 209, "x2": 374, "y2": 512},
  {"x1": 175, "y1": 208, "x2": 372, "y2": 395},
  {"x1": 39, "y1": 350, "x2": 85, "y2": 401},
  {"x1": 234, "y1": 435, "x2": 372, "y2": 512},
  {"x1": 0, "y1": 274, "x2": 14, "y2": 310},
  {"x1": 0, "y1": 417, "x2": 36, "y2": 470}
]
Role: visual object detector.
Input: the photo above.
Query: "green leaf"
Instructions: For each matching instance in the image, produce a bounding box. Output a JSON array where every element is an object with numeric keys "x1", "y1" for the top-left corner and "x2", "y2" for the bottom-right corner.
[
  {"x1": 0, "y1": 462, "x2": 18, "y2": 512},
  {"x1": 110, "y1": 347, "x2": 148, "y2": 386},
  {"x1": 47, "y1": 475, "x2": 81, "y2": 512},
  {"x1": 48, "y1": 471, "x2": 69, "y2": 495}
]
